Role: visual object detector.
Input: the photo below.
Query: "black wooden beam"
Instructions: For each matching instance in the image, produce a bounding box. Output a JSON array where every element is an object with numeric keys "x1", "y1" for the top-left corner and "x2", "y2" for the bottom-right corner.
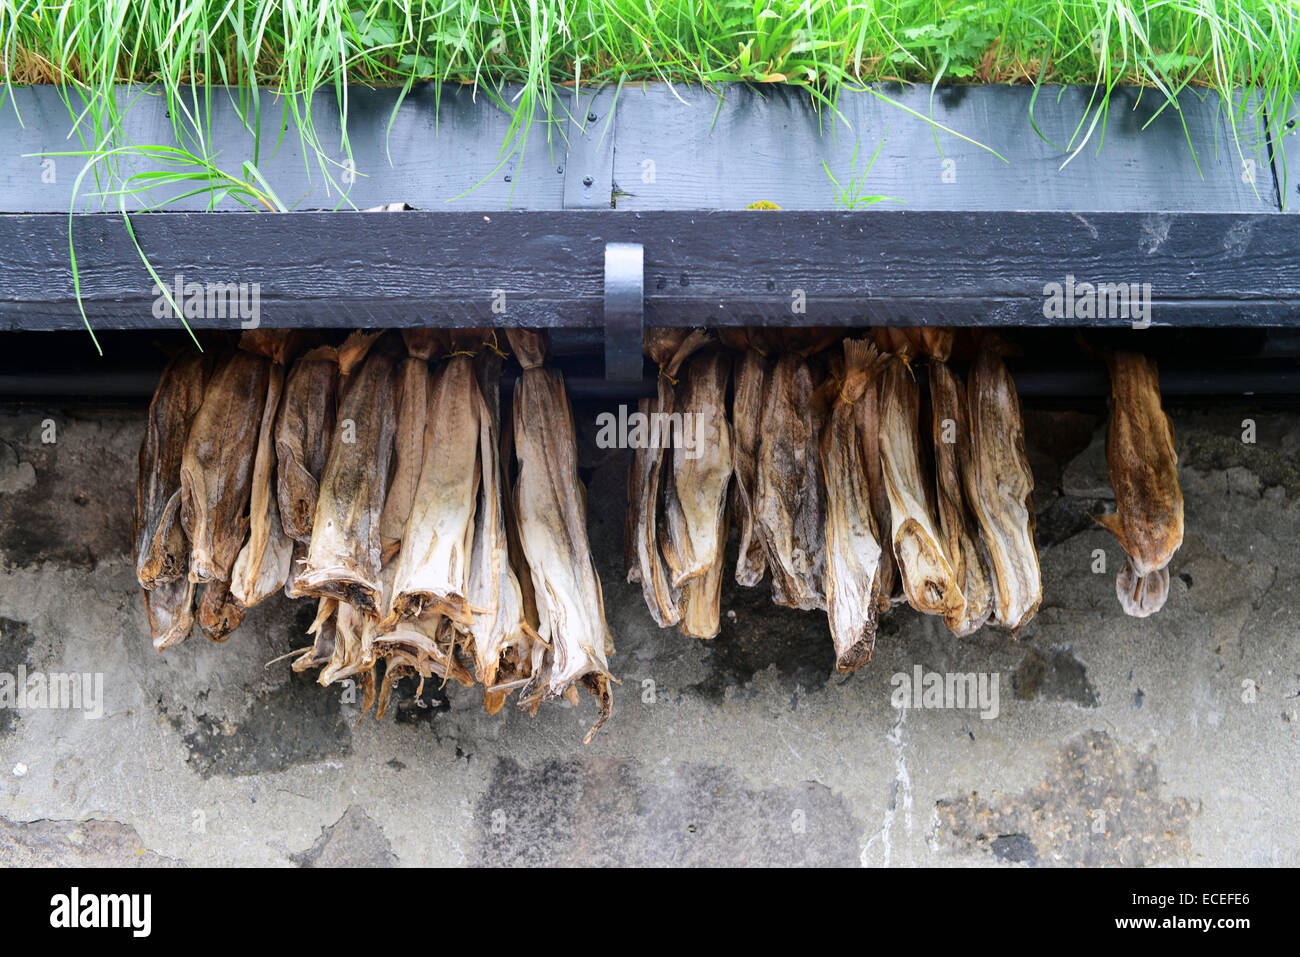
[{"x1": 2, "y1": 209, "x2": 1298, "y2": 330}]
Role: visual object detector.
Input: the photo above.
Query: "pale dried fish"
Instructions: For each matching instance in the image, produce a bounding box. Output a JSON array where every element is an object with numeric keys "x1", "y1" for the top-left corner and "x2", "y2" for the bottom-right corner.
[
  {"x1": 858, "y1": 348, "x2": 899, "y2": 608},
  {"x1": 292, "y1": 598, "x2": 338, "y2": 673},
  {"x1": 135, "y1": 352, "x2": 211, "y2": 590},
  {"x1": 754, "y1": 353, "x2": 826, "y2": 611},
  {"x1": 464, "y1": 349, "x2": 533, "y2": 711},
  {"x1": 379, "y1": 330, "x2": 440, "y2": 546},
  {"x1": 231, "y1": 343, "x2": 294, "y2": 608},
  {"x1": 965, "y1": 350, "x2": 1041, "y2": 633},
  {"x1": 298, "y1": 339, "x2": 399, "y2": 616},
  {"x1": 627, "y1": 329, "x2": 709, "y2": 626},
  {"x1": 275, "y1": 346, "x2": 338, "y2": 543},
  {"x1": 730, "y1": 344, "x2": 769, "y2": 586},
  {"x1": 661, "y1": 351, "x2": 732, "y2": 588},
  {"x1": 930, "y1": 360, "x2": 993, "y2": 636},
  {"x1": 878, "y1": 355, "x2": 963, "y2": 618},
  {"x1": 181, "y1": 351, "x2": 270, "y2": 583},
  {"x1": 389, "y1": 354, "x2": 481, "y2": 624},
  {"x1": 821, "y1": 338, "x2": 884, "y2": 671},
  {"x1": 143, "y1": 576, "x2": 197, "y2": 651},
  {"x1": 1096, "y1": 351, "x2": 1183, "y2": 617},
  {"x1": 508, "y1": 329, "x2": 612, "y2": 742}
]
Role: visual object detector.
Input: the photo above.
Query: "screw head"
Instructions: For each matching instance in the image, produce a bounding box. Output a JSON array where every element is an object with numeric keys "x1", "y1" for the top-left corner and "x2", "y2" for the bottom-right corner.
[{"x1": 583, "y1": 176, "x2": 594, "y2": 187}]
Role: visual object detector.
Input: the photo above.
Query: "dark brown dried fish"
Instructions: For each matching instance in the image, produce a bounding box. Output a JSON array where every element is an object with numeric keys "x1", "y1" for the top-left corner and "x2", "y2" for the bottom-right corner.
[
  {"x1": 755, "y1": 354, "x2": 827, "y2": 611},
  {"x1": 196, "y1": 578, "x2": 245, "y2": 642},
  {"x1": 1096, "y1": 351, "x2": 1183, "y2": 617},
  {"x1": 965, "y1": 350, "x2": 1041, "y2": 633},
  {"x1": 508, "y1": 329, "x2": 613, "y2": 742},
  {"x1": 878, "y1": 355, "x2": 963, "y2": 619},
  {"x1": 275, "y1": 346, "x2": 339, "y2": 543},
  {"x1": 181, "y1": 351, "x2": 271, "y2": 583},
  {"x1": 731, "y1": 345, "x2": 769, "y2": 586},
  {"x1": 298, "y1": 340, "x2": 399, "y2": 616},
  {"x1": 821, "y1": 339, "x2": 885, "y2": 671},
  {"x1": 135, "y1": 352, "x2": 212, "y2": 590},
  {"x1": 930, "y1": 360, "x2": 993, "y2": 636}
]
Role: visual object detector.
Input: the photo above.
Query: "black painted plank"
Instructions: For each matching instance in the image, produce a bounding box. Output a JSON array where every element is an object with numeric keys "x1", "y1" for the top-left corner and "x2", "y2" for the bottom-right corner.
[
  {"x1": 611, "y1": 84, "x2": 1276, "y2": 213},
  {"x1": 0, "y1": 83, "x2": 569, "y2": 213},
  {"x1": 3, "y1": 210, "x2": 1297, "y2": 331},
  {"x1": 1, "y1": 82, "x2": 1283, "y2": 216}
]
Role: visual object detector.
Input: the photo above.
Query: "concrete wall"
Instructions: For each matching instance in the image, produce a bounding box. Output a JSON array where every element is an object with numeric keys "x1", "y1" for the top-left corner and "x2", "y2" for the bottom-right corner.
[{"x1": 0, "y1": 399, "x2": 1296, "y2": 866}]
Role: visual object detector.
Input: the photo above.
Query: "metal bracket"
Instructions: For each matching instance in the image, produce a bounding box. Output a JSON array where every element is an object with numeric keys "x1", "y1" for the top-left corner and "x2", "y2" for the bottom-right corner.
[{"x1": 603, "y1": 242, "x2": 644, "y2": 380}]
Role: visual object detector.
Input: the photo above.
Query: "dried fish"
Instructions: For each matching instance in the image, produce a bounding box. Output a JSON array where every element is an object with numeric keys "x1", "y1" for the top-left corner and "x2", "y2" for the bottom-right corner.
[
  {"x1": 858, "y1": 349, "x2": 899, "y2": 608},
  {"x1": 196, "y1": 578, "x2": 245, "y2": 642},
  {"x1": 1096, "y1": 351, "x2": 1183, "y2": 617},
  {"x1": 181, "y1": 351, "x2": 270, "y2": 583},
  {"x1": 135, "y1": 352, "x2": 211, "y2": 590},
  {"x1": 388, "y1": 353, "x2": 481, "y2": 624},
  {"x1": 626, "y1": 329, "x2": 709, "y2": 626},
  {"x1": 821, "y1": 339, "x2": 884, "y2": 671},
  {"x1": 661, "y1": 351, "x2": 732, "y2": 587},
  {"x1": 464, "y1": 349, "x2": 533, "y2": 711},
  {"x1": 230, "y1": 345, "x2": 293, "y2": 608},
  {"x1": 965, "y1": 350, "x2": 1041, "y2": 633},
  {"x1": 292, "y1": 598, "x2": 338, "y2": 673},
  {"x1": 508, "y1": 329, "x2": 613, "y2": 742},
  {"x1": 143, "y1": 576, "x2": 196, "y2": 651},
  {"x1": 754, "y1": 353, "x2": 827, "y2": 611},
  {"x1": 730, "y1": 345, "x2": 769, "y2": 586},
  {"x1": 878, "y1": 355, "x2": 963, "y2": 618},
  {"x1": 930, "y1": 360, "x2": 993, "y2": 636},
  {"x1": 275, "y1": 346, "x2": 339, "y2": 543},
  {"x1": 378, "y1": 330, "x2": 440, "y2": 546},
  {"x1": 298, "y1": 339, "x2": 399, "y2": 616}
]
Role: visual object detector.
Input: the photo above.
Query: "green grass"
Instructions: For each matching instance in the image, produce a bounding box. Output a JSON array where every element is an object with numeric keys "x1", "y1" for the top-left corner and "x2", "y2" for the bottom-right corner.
[
  {"x1": 4, "y1": 1, "x2": 1297, "y2": 208},
  {"x1": 1, "y1": 2, "x2": 1297, "y2": 347}
]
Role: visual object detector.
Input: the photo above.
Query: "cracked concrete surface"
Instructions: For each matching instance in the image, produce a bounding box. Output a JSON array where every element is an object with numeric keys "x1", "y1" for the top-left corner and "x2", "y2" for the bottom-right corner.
[{"x1": 0, "y1": 401, "x2": 1296, "y2": 866}]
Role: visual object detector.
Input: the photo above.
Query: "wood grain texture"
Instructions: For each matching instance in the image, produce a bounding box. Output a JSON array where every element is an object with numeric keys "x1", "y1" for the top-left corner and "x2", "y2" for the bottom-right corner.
[{"x1": 2, "y1": 209, "x2": 1299, "y2": 329}]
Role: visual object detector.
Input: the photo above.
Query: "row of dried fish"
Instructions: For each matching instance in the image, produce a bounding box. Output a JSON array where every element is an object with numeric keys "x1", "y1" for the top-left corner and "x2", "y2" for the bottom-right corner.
[
  {"x1": 134, "y1": 329, "x2": 613, "y2": 741},
  {"x1": 627, "y1": 328, "x2": 1182, "y2": 671}
]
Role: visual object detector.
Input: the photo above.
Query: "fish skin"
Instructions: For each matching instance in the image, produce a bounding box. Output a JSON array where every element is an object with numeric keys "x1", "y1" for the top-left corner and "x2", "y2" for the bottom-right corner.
[
  {"x1": 1098, "y1": 351, "x2": 1183, "y2": 581},
  {"x1": 857, "y1": 347, "x2": 899, "y2": 609},
  {"x1": 878, "y1": 355, "x2": 964, "y2": 619},
  {"x1": 196, "y1": 578, "x2": 245, "y2": 642},
  {"x1": 144, "y1": 576, "x2": 197, "y2": 651},
  {"x1": 661, "y1": 351, "x2": 733, "y2": 588},
  {"x1": 463, "y1": 350, "x2": 532, "y2": 702},
  {"x1": 135, "y1": 351, "x2": 212, "y2": 590},
  {"x1": 930, "y1": 359, "x2": 994, "y2": 637},
  {"x1": 298, "y1": 343, "x2": 399, "y2": 617},
  {"x1": 388, "y1": 356, "x2": 481, "y2": 625},
  {"x1": 378, "y1": 352, "x2": 432, "y2": 545},
  {"x1": 230, "y1": 362, "x2": 294, "y2": 608},
  {"x1": 507, "y1": 329, "x2": 612, "y2": 743},
  {"x1": 821, "y1": 338, "x2": 884, "y2": 671},
  {"x1": 181, "y1": 351, "x2": 271, "y2": 584},
  {"x1": 730, "y1": 347, "x2": 770, "y2": 586},
  {"x1": 754, "y1": 353, "x2": 827, "y2": 611},
  {"x1": 275, "y1": 348, "x2": 338, "y2": 543},
  {"x1": 965, "y1": 350, "x2": 1041, "y2": 634}
]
